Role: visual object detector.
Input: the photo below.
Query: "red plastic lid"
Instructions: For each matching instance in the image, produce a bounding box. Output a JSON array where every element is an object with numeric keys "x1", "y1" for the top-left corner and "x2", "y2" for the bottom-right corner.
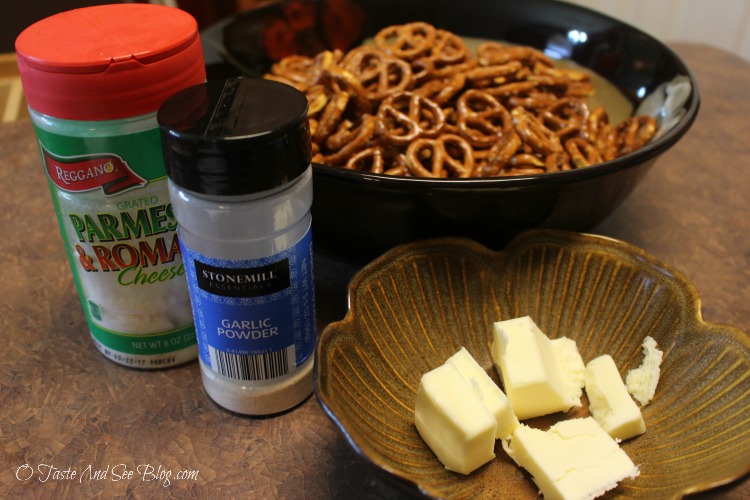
[{"x1": 15, "y1": 4, "x2": 206, "y2": 121}]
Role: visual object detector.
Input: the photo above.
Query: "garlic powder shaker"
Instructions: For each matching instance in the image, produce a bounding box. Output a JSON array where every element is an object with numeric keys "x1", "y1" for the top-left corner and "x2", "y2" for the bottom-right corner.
[
  {"x1": 158, "y1": 77, "x2": 316, "y2": 415},
  {"x1": 15, "y1": 4, "x2": 205, "y2": 368}
]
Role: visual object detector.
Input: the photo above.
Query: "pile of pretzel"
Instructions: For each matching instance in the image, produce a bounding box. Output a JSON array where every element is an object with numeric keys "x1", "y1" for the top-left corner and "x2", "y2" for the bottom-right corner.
[{"x1": 264, "y1": 22, "x2": 657, "y2": 177}]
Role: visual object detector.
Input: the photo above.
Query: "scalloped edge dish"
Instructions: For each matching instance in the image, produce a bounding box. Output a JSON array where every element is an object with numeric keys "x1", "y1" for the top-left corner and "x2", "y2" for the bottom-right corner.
[{"x1": 314, "y1": 229, "x2": 750, "y2": 498}]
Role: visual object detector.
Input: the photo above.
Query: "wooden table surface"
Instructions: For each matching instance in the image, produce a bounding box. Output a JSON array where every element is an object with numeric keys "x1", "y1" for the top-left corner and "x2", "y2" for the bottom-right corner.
[{"x1": 1, "y1": 43, "x2": 749, "y2": 499}]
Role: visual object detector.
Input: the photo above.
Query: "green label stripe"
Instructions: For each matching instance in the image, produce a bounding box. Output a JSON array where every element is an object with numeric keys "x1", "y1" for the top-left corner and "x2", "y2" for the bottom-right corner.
[
  {"x1": 89, "y1": 323, "x2": 196, "y2": 355},
  {"x1": 32, "y1": 124, "x2": 166, "y2": 182}
]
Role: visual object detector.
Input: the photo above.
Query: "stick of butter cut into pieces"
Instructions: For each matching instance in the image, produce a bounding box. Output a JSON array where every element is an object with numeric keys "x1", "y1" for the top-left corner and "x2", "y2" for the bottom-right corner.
[
  {"x1": 414, "y1": 361, "x2": 497, "y2": 475},
  {"x1": 625, "y1": 336, "x2": 663, "y2": 406},
  {"x1": 503, "y1": 417, "x2": 640, "y2": 500},
  {"x1": 585, "y1": 355, "x2": 646, "y2": 441},
  {"x1": 491, "y1": 316, "x2": 584, "y2": 420},
  {"x1": 446, "y1": 347, "x2": 520, "y2": 439}
]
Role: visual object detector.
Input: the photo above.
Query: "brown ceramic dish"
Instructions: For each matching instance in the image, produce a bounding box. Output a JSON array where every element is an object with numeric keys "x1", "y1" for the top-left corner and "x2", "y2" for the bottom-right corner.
[{"x1": 314, "y1": 230, "x2": 750, "y2": 498}]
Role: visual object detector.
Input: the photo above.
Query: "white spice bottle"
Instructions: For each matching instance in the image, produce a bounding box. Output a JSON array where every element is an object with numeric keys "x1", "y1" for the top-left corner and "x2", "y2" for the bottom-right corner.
[{"x1": 158, "y1": 77, "x2": 316, "y2": 415}]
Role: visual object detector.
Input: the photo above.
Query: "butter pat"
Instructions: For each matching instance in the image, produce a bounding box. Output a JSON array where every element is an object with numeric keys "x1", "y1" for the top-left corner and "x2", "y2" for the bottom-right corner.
[
  {"x1": 491, "y1": 316, "x2": 584, "y2": 420},
  {"x1": 551, "y1": 336, "x2": 586, "y2": 404},
  {"x1": 446, "y1": 347, "x2": 519, "y2": 439},
  {"x1": 625, "y1": 336, "x2": 663, "y2": 405},
  {"x1": 414, "y1": 362, "x2": 496, "y2": 474},
  {"x1": 586, "y1": 355, "x2": 646, "y2": 440},
  {"x1": 503, "y1": 417, "x2": 640, "y2": 500}
]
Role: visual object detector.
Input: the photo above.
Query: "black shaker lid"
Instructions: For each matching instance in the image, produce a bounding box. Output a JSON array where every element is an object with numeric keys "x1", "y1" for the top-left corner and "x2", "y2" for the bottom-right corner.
[{"x1": 158, "y1": 77, "x2": 311, "y2": 196}]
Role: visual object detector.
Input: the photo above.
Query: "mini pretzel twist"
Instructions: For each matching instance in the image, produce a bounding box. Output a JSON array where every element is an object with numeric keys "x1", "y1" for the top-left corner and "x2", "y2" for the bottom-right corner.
[
  {"x1": 266, "y1": 55, "x2": 315, "y2": 91},
  {"x1": 376, "y1": 92, "x2": 446, "y2": 146},
  {"x1": 345, "y1": 147, "x2": 413, "y2": 176},
  {"x1": 265, "y1": 50, "x2": 344, "y2": 91},
  {"x1": 584, "y1": 107, "x2": 616, "y2": 160},
  {"x1": 413, "y1": 73, "x2": 466, "y2": 106},
  {"x1": 506, "y1": 92, "x2": 559, "y2": 113},
  {"x1": 456, "y1": 90, "x2": 513, "y2": 148},
  {"x1": 313, "y1": 91, "x2": 350, "y2": 143},
  {"x1": 614, "y1": 116, "x2": 657, "y2": 156},
  {"x1": 374, "y1": 22, "x2": 436, "y2": 60},
  {"x1": 508, "y1": 153, "x2": 545, "y2": 168},
  {"x1": 342, "y1": 46, "x2": 413, "y2": 102},
  {"x1": 439, "y1": 134, "x2": 476, "y2": 177},
  {"x1": 476, "y1": 42, "x2": 554, "y2": 68},
  {"x1": 465, "y1": 61, "x2": 524, "y2": 89},
  {"x1": 500, "y1": 165, "x2": 547, "y2": 176},
  {"x1": 543, "y1": 97, "x2": 590, "y2": 138},
  {"x1": 511, "y1": 106, "x2": 563, "y2": 155},
  {"x1": 323, "y1": 65, "x2": 373, "y2": 114},
  {"x1": 428, "y1": 30, "x2": 477, "y2": 77},
  {"x1": 431, "y1": 30, "x2": 472, "y2": 65},
  {"x1": 485, "y1": 81, "x2": 539, "y2": 99},
  {"x1": 477, "y1": 131, "x2": 522, "y2": 176},
  {"x1": 322, "y1": 114, "x2": 377, "y2": 166},
  {"x1": 565, "y1": 137, "x2": 603, "y2": 168},
  {"x1": 345, "y1": 146, "x2": 385, "y2": 173},
  {"x1": 545, "y1": 151, "x2": 572, "y2": 172},
  {"x1": 405, "y1": 134, "x2": 475, "y2": 178},
  {"x1": 497, "y1": 152, "x2": 548, "y2": 176},
  {"x1": 305, "y1": 85, "x2": 329, "y2": 116}
]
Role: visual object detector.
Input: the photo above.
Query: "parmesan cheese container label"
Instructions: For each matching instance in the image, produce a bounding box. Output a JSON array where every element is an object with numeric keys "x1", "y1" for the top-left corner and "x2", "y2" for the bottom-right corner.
[{"x1": 34, "y1": 124, "x2": 197, "y2": 369}]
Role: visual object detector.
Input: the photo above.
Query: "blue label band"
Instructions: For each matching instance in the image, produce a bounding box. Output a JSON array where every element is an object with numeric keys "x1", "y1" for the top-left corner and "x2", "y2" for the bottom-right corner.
[{"x1": 181, "y1": 227, "x2": 316, "y2": 382}]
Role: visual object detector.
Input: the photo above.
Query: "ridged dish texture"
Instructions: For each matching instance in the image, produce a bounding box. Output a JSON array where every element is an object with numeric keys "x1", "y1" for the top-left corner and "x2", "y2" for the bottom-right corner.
[{"x1": 315, "y1": 230, "x2": 750, "y2": 499}]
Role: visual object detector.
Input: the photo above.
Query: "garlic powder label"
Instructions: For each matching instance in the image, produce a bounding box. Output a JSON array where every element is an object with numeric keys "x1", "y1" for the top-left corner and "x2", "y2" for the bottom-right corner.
[{"x1": 181, "y1": 228, "x2": 315, "y2": 382}]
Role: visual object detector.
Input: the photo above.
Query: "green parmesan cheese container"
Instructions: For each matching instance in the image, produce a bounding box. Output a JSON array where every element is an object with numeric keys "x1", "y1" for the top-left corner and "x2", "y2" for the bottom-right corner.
[{"x1": 15, "y1": 4, "x2": 206, "y2": 368}]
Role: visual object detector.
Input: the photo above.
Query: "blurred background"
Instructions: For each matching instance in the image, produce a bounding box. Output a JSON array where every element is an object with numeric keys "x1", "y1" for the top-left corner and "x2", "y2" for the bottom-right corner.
[
  {"x1": 567, "y1": 0, "x2": 750, "y2": 61},
  {"x1": 2, "y1": 0, "x2": 749, "y2": 123}
]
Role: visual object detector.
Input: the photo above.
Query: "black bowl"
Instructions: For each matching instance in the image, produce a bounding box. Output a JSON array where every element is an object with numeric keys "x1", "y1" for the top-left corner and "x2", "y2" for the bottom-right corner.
[{"x1": 214, "y1": 0, "x2": 700, "y2": 260}]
